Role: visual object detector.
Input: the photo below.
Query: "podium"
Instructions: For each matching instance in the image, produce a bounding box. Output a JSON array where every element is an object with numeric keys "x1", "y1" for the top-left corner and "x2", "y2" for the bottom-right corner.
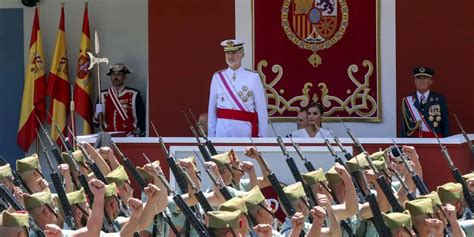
[{"x1": 79, "y1": 134, "x2": 473, "y2": 197}]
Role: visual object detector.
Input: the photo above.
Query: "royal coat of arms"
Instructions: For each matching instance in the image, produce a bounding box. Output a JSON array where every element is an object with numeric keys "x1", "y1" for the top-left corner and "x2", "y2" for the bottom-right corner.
[{"x1": 282, "y1": 0, "x2": 349, "y2": 67}]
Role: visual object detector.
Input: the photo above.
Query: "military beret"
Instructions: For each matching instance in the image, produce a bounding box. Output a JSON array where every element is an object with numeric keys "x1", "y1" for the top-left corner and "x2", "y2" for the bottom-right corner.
[
  {"x1": 419, "y1": 191, "x2": 441, "y2": 208},
  {"x1": 218, "y1": 197, "x2": 248, "y2": 215},
  {"x1": 437, "y1": 182, "x2": 463, "y2": 203},
  {"x1": 383, "y1": 210, "x2": 412, "y2": 230},
  {"x1": 373, "y1": 157, "x2": 388, "y2": 173},
  {"x1": 24, "y1": 191, "x2": 53, "y2": 211},
  {"x1": 413, "y1": 66, "x2": 434, "y2": 78},
  {"x1": 462, "y1": 172, "x2": 474, "y2": 181},
  {"x1": 243, "y1": 186, "x2": 266, "y2": 212},
  {"x1": 221, "y1": 39, "x2": 244, "y2": 52},
  {"x1": 369, "y1": 151, "x2": 388, "y2": 162},
  {"x1": 0, "y1": 163, "x2": 13, "y2": 179},
  {"x1": 16, "y1": 154, "x2": 41, "y2": 173},
  {"x1": 345, "y1": 153, "x2": 368, "y2": 173},
  {"x1": 61, "y1": 150, "x2": 86, "y2": 166},
  {"x1": 105, "y1": 165, "x2": 130, "y2": 186},
  {"x1": 0, "y1": 211, "x2": 29, "y2": 228},
  {"x1": 283, "y1": 182, "x2": 306, "y2": 202},
  {"x1": 104, "y1": 183, "x2": 118, "y2": 197},
  {"x1": 405, "y1": 197, "x2": 433, "y2": 216},
  {"x1": 211, "y1": 151, "x2": 233, "y2": 169},
  {"x1": 207, "y1": 210, "x2": 242, "y2": 229},
  {"x1": 106, "y1": 63, "x2": 132, "y2": 76},
  {"x1": 325, "y1": 166, "x2": 342, "y2": 185},
  {"x1": 301, "y1": 168, "x2": 326, "y2": 186},
  {"x1": 66, "y1": 188, "x2": 87, "y2": 205}
]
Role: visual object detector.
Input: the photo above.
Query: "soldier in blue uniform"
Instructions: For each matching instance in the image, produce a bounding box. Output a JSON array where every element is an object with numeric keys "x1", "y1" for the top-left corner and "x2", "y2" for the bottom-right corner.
[{"x1": 401, "y1": 66, "x2": 450, "y2": 137}]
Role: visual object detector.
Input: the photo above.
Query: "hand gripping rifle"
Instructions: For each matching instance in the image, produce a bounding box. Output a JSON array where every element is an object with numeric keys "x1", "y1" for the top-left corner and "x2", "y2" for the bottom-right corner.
[
  {"x1": 53, "y1": 123, "x2": 80, "y2": 190},
  {"x1": 141, "y1": 154, "x2": 182, "y2": 237},
  {"x1": 183, "y1": 111, "x2": 212, "y2": 162},
  {"x1": 387, "y1": 167, "x2": 417, "y2": 201},
  {"x1": 390, "y1": 139, "x2": 430, "y2": 195},
  {"x1": 36, "y1": 130, "x2": 77, "y2": 230},
  {"x1": 35, "y1": 115, "x2": 65, "y2": 165},
  {"x1": 341, "y1": 122, "x2": 404, "y2": 212},
  {"x1": 338, "y1": 124, "x2": 392, "y2": 236},
  {"x1": 454, "y1": 114, "x2": 474, "y2": 158},
  {"x1": 178, "y1": 164, "x2": 213, "y2": 213},
  {"x1": 146, "y1": 157, "x2": 210, "y2": 237},
  {"x1": 76, "y1": 144, "x2": 120, "y2": 233},
  {"x1": 0, "y1": 184, "x2": 45, "y2": 237},
  {"x1": 249, "y1": 137, "x2": 305, "y2": 237},
  {"x1": 432, "y1": 130, "x2": 474, "y2": 212},
  {"x1": 315, "y1": 125, "x2": 366, "y2": 204},
  {"x1": 194, "y1": 150, "x2": 234, "y2": 201},
  {"x1": 188, "y1": 108, "x2": 218, "y2": 155},
  {"x1": 150, "y1": 122, "x2": 189, "y2": 194},
  {"x1": 269, "y1": 122, "x2": 317, "y2": 210},
  {"x1": 0, "y1": 156, "x2": 32, "y2": 194}
]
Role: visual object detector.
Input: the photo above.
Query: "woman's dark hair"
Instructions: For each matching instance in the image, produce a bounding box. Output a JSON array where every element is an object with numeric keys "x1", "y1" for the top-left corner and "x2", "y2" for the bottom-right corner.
[{"x1": 303, "y1": 102, "x2": 324, "y2": 115}]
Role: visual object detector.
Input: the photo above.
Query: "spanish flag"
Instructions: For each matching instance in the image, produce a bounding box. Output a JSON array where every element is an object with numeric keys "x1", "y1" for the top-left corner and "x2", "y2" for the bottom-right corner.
[
  {"x1": 74, "y1": 3, "x2": 93, "y2": 135},
  {"x1": 17, "y1": 7, "x2": 47, "y2": 152},
  {"x1": 47, "y1": 5, "x2": 70, "y2": 142}
]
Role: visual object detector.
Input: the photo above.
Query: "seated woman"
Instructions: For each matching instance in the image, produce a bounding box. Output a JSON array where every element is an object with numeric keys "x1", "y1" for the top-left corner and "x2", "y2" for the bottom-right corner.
[{"x1": 290, "y1": 103, "x2": 332, "y2": 138}]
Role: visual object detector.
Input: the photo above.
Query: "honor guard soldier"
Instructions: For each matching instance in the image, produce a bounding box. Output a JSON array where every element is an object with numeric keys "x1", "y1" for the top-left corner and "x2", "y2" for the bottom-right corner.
[
  {"x1": 208, "y1": 40, "x2": 268, "y2": 137},
  {"x1": 94, "y1": 63, "x2": 146, "y2": 137},
  {"x1": 401, "y1": 66, "x2": 450, "y2": 137},
  {"x1": 0, "y1": 211, "x2": 30, "y2": 237}
]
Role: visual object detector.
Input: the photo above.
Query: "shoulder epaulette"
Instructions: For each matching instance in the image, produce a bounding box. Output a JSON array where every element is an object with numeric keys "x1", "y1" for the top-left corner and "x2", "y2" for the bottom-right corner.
[{"x1": 245, "y1": 68, "x2": 258, "y2": 74}]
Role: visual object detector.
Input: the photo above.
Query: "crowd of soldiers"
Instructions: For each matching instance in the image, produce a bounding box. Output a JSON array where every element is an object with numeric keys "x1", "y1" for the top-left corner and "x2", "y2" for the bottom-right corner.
[{"x1": 0, "y1": 132, "x2": 473, "y2": 237}]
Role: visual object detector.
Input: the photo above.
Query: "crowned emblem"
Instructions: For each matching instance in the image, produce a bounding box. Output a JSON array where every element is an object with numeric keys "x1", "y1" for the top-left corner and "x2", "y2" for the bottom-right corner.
[{"x1": 281, "y1": 0, "x2": 349, "y2": 67}]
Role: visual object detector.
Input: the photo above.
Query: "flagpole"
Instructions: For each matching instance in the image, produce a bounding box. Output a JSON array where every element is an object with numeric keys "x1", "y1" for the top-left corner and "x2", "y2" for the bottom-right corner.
[{"x1": 70, "y1": 83, "x2": 76, "y2": 150}]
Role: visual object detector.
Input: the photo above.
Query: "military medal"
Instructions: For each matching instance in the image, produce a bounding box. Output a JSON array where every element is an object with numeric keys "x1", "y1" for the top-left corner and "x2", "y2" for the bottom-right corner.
[
  {"x1": 429, "y1": 116, "x2": 434, "y2": 121},
  {"x1": 433, "y1": 121, "x2": 439, "y2": 127}
]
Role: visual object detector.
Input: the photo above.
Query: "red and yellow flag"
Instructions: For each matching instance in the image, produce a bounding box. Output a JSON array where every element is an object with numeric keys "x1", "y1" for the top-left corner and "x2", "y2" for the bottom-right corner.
[
  {"x1": 47, "y1": 5, "x2": 70, "y2": 142},
  {"x1": 17, "y1": 7, "x2": 47, "y2": 152},
  {"x1": 74, "y1": 3, "x2": 93, "y2": 135}
]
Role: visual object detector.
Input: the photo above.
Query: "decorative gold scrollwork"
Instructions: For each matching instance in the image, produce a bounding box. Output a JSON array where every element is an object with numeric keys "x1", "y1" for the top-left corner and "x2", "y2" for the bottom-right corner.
[{"x1": 258, "y1": 59, "x2": 378, "y2": 119}]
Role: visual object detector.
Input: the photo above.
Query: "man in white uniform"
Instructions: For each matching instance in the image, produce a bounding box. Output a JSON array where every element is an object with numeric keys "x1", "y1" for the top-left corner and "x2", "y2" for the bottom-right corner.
[{"x1": 208, "y1": 39, "x2": 268, "y2": 137}]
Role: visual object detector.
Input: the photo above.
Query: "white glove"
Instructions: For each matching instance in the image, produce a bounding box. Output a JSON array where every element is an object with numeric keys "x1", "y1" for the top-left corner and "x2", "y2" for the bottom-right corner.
[{"x1": 95, "y1": 103, "x2": 104, "y2": 117}]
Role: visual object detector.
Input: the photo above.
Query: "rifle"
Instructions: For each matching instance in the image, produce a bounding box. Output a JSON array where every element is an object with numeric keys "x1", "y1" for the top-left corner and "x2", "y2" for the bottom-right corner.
[
  {"x1": 35, "y1": 115, "x2": 65, "y2": 165},
  {"x1": 328, "y1": 129, "x2": 353, "y2": 161},
  {"x1": 194, "y1": 150, "x2": 234, "y2": 201},
  {"x1": 249, "y1": 137, "x2": 305, "y2": 237},
  {"x1": 315, "y1": 124, "x2": 366, "y2": 204},
  {"x1": 390, "y1": 139, "x2": 430, "y2": 195},
  {"x1": 0, "y1": 184, "x2": 46, "y2": 237},
  {"x1": 388, "y1": 167, "x2": 417, "y2": 201},
  {"x1": 146, "y1": 156, "x2": 210, "y2": 237},
  {"x1": 178, "y1": 163, "x2": 213, "y2": 213},
  {"x1": 53, "y1": 123, "x2": 80, "y2": 190},
  {"x1": 454, "y1": 114, "x2": 474, "y2": 158},
  {"x1": 288, "y1": 136, "x2": 315, "y2": 171},
  {"x1": 341, "y1": 122, "x2": 404, "y2": 212},
  {"x1": 150, "y1": 121, "x2": 189, "y2": 194},
  {"x1": 0, "y1": 156, "x2": 32, "y2": 194},
  {"x1": 269, "y1": 122, "x2": 317, "y2": 209},
  {"x1": 431, "y1": 130, "x2": 474, "y2": 212},
  {"x1": 142, "y1": 154, "x2": 181, "y2": 237},
  {"x1": 183, "y1": 111, "x2": 212, "y2": 162},
  {"x1": 76, "y1": 144, "x2": 120, "y2": 233},
  {"x1": 36, "y1": 130, "x2": 77, "y2": 230},
  {"x1": 188, "y1": 109, "x2": 218, "y2": 155},
  {"x1": 111, "y1": 142, "x2": 147, "y2": 189},
  {"x1": 338, "y1": 123, "x2": 394, "y2": 236}
]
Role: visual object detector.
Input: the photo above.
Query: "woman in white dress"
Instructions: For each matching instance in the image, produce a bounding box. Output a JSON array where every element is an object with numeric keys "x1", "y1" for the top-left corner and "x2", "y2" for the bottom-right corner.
[{"x1": 291, "y1": 103, "x2": 332, "y2": 138}]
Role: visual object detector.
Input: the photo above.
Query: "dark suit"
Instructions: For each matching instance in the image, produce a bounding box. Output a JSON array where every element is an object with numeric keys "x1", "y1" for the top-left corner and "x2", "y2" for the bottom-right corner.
[{"x1": 401, "y1": 91, "x2": 450, "y2": 137}]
